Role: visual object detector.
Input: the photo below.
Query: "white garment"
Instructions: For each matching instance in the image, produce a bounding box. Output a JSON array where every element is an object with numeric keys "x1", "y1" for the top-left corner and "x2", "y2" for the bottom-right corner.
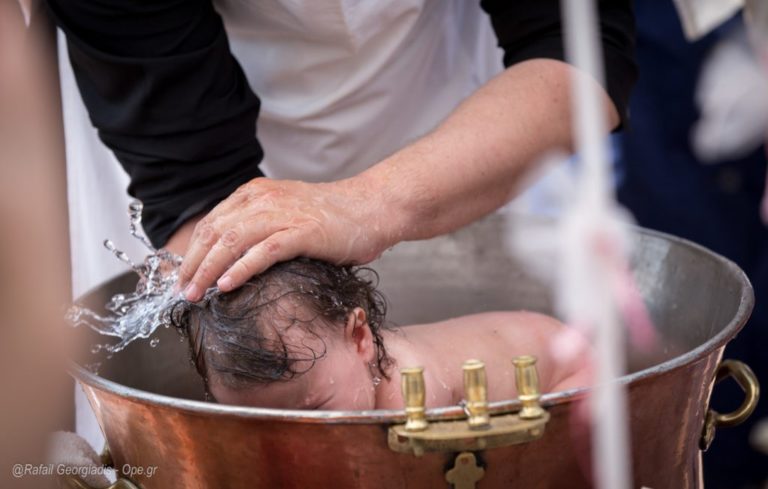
[
  {"x1": 672, "y1": 0, "x2": 743, "y2": 40},
  {"x1": 217, "y1": 0, "x2": 503, "y2": 181},
  {"x1": 62, "y1": 0, "x2": 557, "y2": 451}
]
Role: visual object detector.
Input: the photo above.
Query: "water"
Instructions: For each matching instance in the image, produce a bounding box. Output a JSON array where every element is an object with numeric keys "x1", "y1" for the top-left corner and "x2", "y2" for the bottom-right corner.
[{"x1": 66, "y1": 201, "x2": 195, "y2": 364}]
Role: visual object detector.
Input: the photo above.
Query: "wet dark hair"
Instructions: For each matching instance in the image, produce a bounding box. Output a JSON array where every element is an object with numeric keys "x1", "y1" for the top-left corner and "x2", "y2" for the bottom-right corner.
[{"x1": 169, "y1": 258, "x2": 392, "y2": 390}]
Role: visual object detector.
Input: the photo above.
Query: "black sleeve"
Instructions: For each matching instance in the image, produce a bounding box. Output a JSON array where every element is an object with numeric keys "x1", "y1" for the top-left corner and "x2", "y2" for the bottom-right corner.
[
  {"x1": 45, "y1": 0, "x2": 265, "y2": 248},
  {"x1": 480, "y1": 0, "x2": 637, "y2": 129}
]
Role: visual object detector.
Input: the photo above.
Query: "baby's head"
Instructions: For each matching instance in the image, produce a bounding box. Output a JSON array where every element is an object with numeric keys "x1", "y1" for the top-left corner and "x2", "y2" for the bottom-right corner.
[{"x1": 170, "y1": 258, "x2": 392, "y2": 410}]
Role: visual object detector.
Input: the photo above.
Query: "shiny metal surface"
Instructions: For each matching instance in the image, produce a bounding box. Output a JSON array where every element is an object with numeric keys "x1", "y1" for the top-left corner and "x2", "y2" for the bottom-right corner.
[
  {"x1": 462, "y1": 360, "x2": 491, "y2": 429},
  {"x1": 700, "y1": 359, "x2": 761, "y2": 450},
  {"x1": 513, "y1": 355, "x2": 546, "y2": 420},
  {"x1": 388, "y1": 358, "x2": 549, "y2": 456},
  {"x1": 70, "y1": 214, "x2": 754, "y2": 488},
  {"x1": 388, "y1": 407, "x2": 550, "y2": 455},
  {"x1": 445, "y1": 452, "x2": 485, "y2": 489},
  {"x1": 401, "y1": 367, "x2": 428, "y2": 432}
]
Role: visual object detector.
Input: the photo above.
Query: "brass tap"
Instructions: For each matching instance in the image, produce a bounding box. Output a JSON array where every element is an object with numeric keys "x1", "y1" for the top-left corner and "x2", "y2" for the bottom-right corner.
[
  {"x1": 463, "y1": 360, "x2": 491, "y2": 429},
  {"x1": 401, "y1": 367, "x2": 429, "y2": 432},
  {"x1": 513, "y1": 355, "x2": 545, "y2": 419}
]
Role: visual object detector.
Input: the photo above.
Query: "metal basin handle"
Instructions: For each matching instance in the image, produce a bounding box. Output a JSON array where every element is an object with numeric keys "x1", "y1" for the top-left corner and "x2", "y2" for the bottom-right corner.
[{"x1": 700, "y1": 359, "x2": 760, "y2": 451}]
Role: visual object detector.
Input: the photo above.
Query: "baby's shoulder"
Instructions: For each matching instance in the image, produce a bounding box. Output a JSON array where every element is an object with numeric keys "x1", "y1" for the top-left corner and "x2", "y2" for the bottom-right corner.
[{"x1": 450, "y1": 311, "x2": 563, "y2": 330}]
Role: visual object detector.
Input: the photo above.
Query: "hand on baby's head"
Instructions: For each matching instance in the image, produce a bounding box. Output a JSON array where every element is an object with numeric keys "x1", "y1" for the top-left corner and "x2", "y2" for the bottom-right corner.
[{"x1": 168, "y1": 258, "x2": 392, "y2": 409}]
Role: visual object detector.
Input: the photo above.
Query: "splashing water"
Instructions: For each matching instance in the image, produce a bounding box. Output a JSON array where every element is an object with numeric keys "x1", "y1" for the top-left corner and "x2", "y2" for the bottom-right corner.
[{"x1": 66, "y1": 201, "x2": 186, "y2": 358}]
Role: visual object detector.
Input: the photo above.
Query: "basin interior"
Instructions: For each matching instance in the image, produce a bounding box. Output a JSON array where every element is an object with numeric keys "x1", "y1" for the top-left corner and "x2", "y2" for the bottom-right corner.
[{"x1": 72, "y1": 216, "x2": 749, "y2": 404}]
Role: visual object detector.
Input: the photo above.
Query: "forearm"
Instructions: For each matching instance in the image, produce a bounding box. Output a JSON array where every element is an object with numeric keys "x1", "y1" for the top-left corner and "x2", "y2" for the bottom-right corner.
[{"x1": 353, "y1": 58, "x2": 619, "y2": 245}]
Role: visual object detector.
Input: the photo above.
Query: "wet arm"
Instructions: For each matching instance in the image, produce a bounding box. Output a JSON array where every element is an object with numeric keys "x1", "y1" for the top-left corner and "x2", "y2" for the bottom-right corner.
[{"x1": 354, "y1": 0, "x2": 637, "y2": 243}]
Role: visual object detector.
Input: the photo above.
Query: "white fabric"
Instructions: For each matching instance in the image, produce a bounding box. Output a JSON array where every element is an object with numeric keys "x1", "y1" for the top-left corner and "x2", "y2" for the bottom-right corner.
[
  {"x1": 62, "y1": 0, "x2": 560, "y2": 451},
  {"x1": 217, "y1": 0, "x2": 503, "y2": 181},
  {"x1": 672, "y1": 0, "x2": 743, "y2": 41},
  {"x1": 48, "y1": 431, "x2": 112, "y2": 488}
]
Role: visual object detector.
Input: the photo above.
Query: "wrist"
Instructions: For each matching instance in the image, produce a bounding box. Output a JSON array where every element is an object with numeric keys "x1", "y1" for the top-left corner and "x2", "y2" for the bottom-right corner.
[{"x1": 335, "y1": 170, "x2": 414, "y2": 259}]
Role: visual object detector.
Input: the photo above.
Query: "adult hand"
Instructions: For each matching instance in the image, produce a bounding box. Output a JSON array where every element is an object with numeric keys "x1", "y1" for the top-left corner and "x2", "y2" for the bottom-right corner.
[{"x1": 176, "y1": 177, "x2": 395, "y2": 301}]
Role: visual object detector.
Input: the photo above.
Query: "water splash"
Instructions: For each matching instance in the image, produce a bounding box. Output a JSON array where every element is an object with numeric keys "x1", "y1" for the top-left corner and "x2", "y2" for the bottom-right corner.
[{"x1": 66, "y1": 201, "x2": 185, "y2": 358}]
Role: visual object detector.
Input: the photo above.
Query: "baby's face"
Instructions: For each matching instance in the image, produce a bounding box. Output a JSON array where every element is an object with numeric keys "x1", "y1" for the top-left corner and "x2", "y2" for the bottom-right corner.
[{"x1": 209, "y1": 314, "x2": 378, "y2": 411}]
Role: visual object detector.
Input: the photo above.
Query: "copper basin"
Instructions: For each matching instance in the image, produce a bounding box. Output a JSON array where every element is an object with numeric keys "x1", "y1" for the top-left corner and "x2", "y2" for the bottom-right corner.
[{"x1": 69, "y1": 215, "x2": 756, "y2": 488}]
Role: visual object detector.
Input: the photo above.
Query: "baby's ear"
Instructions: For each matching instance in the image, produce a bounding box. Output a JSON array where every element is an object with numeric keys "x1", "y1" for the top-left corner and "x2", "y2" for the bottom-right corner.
[{"x1": 344, "y1": 307, "x2": 375, "y2": 363}]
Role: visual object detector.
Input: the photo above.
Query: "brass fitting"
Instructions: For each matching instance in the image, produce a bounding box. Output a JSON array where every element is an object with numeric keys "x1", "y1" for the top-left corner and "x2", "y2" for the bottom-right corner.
[
  {"x1": 463, "y1": 360, "x2": 491, "y2": 429},
  {"x1": 389, "y1": 358, "x2": 551, "y2": 455},
  {"x1": 513, "y1": 355, "x2": 545, "y2": 419},
  {"x1": 401, "y1": 367, "x2": 429, "y2": 432}
]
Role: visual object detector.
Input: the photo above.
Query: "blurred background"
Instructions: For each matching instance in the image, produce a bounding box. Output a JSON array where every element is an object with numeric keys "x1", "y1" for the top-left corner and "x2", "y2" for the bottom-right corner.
[{"x1": 615, "y1": 1, "x2": 768, "y2": 487}]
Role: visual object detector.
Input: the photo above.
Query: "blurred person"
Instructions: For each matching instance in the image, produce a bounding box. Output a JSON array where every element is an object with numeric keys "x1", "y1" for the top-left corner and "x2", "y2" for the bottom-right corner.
[
  {"x1": 615, "y1": 2, "x2": 768, "y2": 487},
  {"x1": 0, "y1": 1, "x2": 73, "y2": 487}
]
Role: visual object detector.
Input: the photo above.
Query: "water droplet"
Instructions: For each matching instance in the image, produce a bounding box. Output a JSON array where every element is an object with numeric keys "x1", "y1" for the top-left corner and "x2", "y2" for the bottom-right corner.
[
  {"x1": 128, "y1": 200, "x2": 143, "y2": 215},
  {"x1": 74, "y1": 201, "x2": 185, "y2": 357},
  {"x1": 85, "y1": 362, "x2": 102, "y2": 374},
  {"x1": 126, "y1": 200, "x2": 156, "y2": 251}
]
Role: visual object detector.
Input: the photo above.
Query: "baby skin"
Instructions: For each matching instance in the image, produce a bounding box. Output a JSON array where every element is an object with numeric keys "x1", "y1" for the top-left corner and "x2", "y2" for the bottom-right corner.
[{"x1": 172, "y1": 259, "x2": 591, "y2": 411}]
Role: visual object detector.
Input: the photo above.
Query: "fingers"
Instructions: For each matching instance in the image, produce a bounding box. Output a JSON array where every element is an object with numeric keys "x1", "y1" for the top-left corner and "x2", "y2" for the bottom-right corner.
[
  {"x1": 180, "y1": 215, "x2": 297, "y2": 301},
  {"x1": 183, "y1": 238, "x2": 241, "y2": 301},
  {"x1": 177, "y1": 181, "x2": 290, "y2": 293},
  {"x1": 174, "y1": 178, "x2": 372, "y2": 301},
  {"x1": 180, "y1": 219, "x2": 266, "y2": 301},
  {"x1": 217, "y1": 229, "x2": 305, "y2": 292},
  {"x1": 177, "y1": 220, "x2": 218, "y2": 293}
]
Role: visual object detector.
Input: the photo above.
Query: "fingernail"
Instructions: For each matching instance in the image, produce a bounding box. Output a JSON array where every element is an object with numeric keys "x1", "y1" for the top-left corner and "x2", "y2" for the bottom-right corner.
[
  {"x1": 218, "y1": 276, "x2": 233, "y2": 291},
  {"x1": 184, "y1": 283, "x2": 201, "y2": 301}
]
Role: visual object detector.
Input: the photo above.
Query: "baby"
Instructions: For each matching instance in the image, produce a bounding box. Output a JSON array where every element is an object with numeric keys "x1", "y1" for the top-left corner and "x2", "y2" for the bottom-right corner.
[{"x1": 170, "y1": 258, "x2": 590, "y2": 410}]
